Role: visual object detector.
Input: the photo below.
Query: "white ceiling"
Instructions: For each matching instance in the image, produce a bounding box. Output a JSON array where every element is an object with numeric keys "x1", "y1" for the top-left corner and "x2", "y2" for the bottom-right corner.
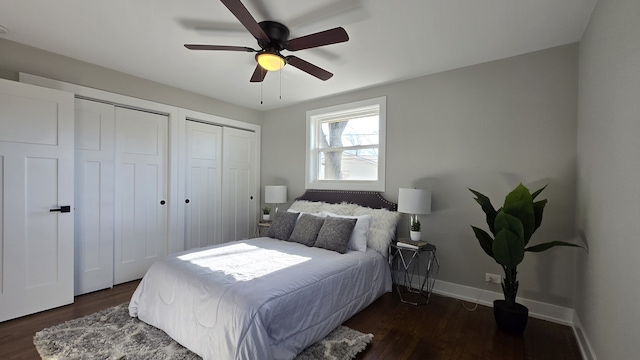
[{"x1": 0, "y1": 0, "x2": 596, "y2": 111}]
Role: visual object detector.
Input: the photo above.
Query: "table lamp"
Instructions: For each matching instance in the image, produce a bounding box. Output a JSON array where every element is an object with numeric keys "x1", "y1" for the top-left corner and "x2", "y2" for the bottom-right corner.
[
  {"x1": 265, "y1": 185, "x2": 287, "y2": 214},
  {"x1": 397, "y1": 188, "x2": 431, "y2": 241}
]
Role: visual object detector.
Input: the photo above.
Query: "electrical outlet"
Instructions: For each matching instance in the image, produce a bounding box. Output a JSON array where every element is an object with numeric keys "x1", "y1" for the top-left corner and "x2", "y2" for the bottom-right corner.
[{"x1": 485, "y1": 273, "x2": 502, "y2": 284}]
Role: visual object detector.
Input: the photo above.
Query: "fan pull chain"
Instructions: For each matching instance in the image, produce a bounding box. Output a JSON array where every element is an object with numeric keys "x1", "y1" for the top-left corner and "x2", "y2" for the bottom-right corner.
[
  {"x1": 279, "y1": 69, "x2": 282, "y2": 100},
  {"x1": 260, "y1": 68, "x2": 264, "y2": 105}
]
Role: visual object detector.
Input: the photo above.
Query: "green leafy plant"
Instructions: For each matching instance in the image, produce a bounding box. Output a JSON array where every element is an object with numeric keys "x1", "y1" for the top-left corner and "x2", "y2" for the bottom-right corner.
[
  {"x1": 262, "y1": 207, "x2": 271, "y2": 215},
  {"x1": 411, "y1": 218, "x2": 421, "y2": 232},
  {"x1": 470, "y1": 183, "x2": 583, "y2": 308}
]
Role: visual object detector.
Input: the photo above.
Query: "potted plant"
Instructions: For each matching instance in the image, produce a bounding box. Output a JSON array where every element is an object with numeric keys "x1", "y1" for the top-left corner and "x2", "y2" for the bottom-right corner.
[
  {"x1": 470, "y1": 183, "x2": 583, "y2": 334},
  {"x1": 262, "y1": 207, "x2": 271, "y2": 221},
  {"x1": 410, "y1": 218, "x2": 421, "y2": 241}
]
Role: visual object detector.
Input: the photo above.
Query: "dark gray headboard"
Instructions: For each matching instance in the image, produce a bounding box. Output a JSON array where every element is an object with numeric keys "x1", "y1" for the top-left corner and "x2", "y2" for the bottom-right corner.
[{"x1": 296, "y1": 190, "x2": 397, "y2": 211}]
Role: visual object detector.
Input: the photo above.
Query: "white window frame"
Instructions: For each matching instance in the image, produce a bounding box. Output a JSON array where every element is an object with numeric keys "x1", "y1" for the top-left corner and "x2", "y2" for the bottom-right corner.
[{"x1": 305, "y1": 96, "x2": 386, "y2": 191}]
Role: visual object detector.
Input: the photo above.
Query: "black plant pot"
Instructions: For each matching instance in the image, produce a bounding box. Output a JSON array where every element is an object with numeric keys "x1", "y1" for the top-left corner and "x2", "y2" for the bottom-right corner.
[{"x1": 493, "y1": 300, "x2": 529, "y2": 335}]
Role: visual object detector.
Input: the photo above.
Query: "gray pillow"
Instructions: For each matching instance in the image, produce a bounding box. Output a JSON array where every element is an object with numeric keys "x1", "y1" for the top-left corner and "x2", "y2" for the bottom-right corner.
[
  {"x1": 314, "y1": 217, "x2": 357, "y2": 254},
  {"x1": 266, "y1": 211, "x2": 299, "y2": 240},
  {"x1": 288, "y1": 214, "x2": 325, "y2": 246}
]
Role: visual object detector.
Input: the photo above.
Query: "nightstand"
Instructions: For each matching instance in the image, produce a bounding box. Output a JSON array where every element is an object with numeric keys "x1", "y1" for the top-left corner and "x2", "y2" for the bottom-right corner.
[
  {"x1": 255, "y1": 220, "x2": 272, "y2": 237},
  {"x1": 389, "y1": 239, "x2": 439, "y2": 305}
]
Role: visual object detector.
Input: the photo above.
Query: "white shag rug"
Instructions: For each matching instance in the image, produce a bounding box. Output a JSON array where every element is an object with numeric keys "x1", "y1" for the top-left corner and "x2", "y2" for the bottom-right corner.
[{"x1": 34, "y1": 303, "x2": 373, "y2": 360}]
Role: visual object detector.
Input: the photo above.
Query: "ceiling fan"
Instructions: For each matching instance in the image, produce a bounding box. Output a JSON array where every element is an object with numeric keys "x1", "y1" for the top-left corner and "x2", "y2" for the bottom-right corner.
[{"x1": 184, "y1": 0, "x2": 349, "y2": 82}]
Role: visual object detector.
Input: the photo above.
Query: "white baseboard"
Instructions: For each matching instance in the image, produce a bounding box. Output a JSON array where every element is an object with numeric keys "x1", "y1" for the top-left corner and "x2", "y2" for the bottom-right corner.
[
  {"x1": 391, "y1": 269, "x2": 575, "y2": 325},
  {"x1": 571, "y1": 310, "x2": 598, "y2": 360},
  {"x1": 431, "y1": 279, "x2": 574, "y2": 325},
  {"x1": 429, "y1": 280, "x2": 600, "y2": 359},
  {"x1": 391, "y1": 273, "x2": 597, "y2": 358}
]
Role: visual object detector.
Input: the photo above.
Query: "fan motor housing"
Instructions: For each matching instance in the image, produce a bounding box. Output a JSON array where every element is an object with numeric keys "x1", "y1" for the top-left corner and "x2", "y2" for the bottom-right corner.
[{"x1": 258, "y1": 21, "x2": 290, "y2": 51}]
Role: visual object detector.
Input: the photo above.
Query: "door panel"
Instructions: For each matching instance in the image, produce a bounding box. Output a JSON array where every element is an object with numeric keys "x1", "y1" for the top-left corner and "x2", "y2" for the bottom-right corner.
[
  {"x1": 0, "y1": 92, "x2": 59, "y2": 145},
  {"x1": 222, "y1": 128, "x2": 257, "y2": 242},
  {"x1": 114, "y1": 107, "x2": 168, "y2": 284},
  {"x1": 25, "y1": 158, "x2": 60, "y2": 287},
  {"x1": 0, "y1": 79, "x2": 74, "y2": 322},
  {"x1": 185, "y1": 121, "x2": 222, "y2": 249},
  {"x1": 74, "y1": 99, "x2": 115, "y2": 295}
]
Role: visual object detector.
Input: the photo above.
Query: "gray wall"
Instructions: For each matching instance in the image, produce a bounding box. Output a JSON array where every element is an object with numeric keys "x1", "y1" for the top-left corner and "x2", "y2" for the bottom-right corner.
[
  {"x1": 576, "y1": 0, "x2": 640, "y2": 358},
  {"x1": 262, "y1": 44, "x2": 579, "y2": 307},
  {"x1": 0, "y1": 38, "x2": 262, "y2": 125}
]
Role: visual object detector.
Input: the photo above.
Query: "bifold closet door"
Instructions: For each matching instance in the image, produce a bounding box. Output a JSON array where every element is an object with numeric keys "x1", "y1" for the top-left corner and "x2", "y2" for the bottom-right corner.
[
  {"x1": 114, "y1": 107, "x2": 169, "y2": 284},
  {"x1": 185, "y1": 120, "x2": 223, "y2": 250},
  {"x1": 73, "y1": 99, "x2": 115, "y2": 295},
  {"x1": 222, "y1": 127, "x2": 257, "y2": 241},
  {"x1": 0, "y1": 79, "x2": 74, "y2": 322}
]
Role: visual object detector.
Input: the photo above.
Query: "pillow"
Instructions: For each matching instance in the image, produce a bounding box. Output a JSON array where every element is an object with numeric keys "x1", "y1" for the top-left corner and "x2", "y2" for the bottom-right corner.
[
  {"x1": 352, "y1": 207, "x2": 401, "y2": 257},
  {"x1": 317, "y1": 202, "x2": 359, "y2": 215},
  {"x1": 288, "y1": 214, "x2": 326, "y2": 246},
  {"x1": 266, "y1": 211, "x2": 299, "y2": 240},
  {"x1": 322, "y1": 211, "x2": 372, "y2": 253},
  {"x1": 314, "y1": 217, "x2": 357, "y2": 254},
  {"x1": 288, "y1": 200, "x2": 323, "y2": 214}
]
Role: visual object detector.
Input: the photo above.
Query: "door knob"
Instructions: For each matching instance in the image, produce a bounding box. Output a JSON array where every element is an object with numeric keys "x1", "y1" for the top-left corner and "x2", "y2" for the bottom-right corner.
[
  {"x1": 185, "y1": 199, "x2": 190, "y2": 204},
  {"x1": 160, "y1": 200, "x2": 166, "y2": 205}
]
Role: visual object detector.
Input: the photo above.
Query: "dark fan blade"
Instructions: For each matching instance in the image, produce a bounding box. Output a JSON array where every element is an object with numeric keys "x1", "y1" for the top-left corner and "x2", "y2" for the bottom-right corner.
[
  {"x1": 285, "y1": 27, "x2": 349, "y2": 51},
  {"x1": 286, "y1": 56, "x2": 333, "y2": 81},
  {"x1": 184, "y1": 44, "x2": 257, "y2": 52},
  {"x1": 250, "y1": 64, "x2": 267, "y2": 82},
  {"x1": 220, "y1": 0, "x2": 269, "y2": 41}
]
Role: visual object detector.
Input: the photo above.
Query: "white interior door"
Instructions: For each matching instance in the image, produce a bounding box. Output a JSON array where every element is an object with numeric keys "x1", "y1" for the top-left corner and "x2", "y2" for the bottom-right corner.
[
  {"x1": 74, "y1": 98, "x2": 115, "y2": 295},
  {"x1": 114, "y1": 107, "x2": 168, "y2": 284},
  {"x1": 222, "y1": 127, "x2": 257, "y2": 241},
  {"x1": 0, "y1": 79, "x2": 74, "y2": 322},
  {"x1": 185, "y1": 120, "x2": 222, "y2": 250}
]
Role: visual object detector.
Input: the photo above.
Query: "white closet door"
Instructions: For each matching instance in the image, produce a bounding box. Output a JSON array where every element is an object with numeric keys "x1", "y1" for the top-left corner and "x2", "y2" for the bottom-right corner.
[
  {"x1": 0, "y1": 79, "x2": 74, "y2": 322},
  {"x1": 74, "y1": 99, "x2": 115, "y2": 295},
  {"x1": 114, "y1": 107, "x2": 168, "y2": 284},
  {"x1": 222, "y1": 127, "x2": 257, "y2": 241},
  {"x1": 185, "y1": 120, "x2": 222, "y2": 250}
]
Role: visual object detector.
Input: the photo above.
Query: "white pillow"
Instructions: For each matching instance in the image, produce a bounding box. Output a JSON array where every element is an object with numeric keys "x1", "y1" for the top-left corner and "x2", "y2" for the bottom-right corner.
[
  {"x1": 322, "y1": 211, "x2": 372, "y2": 253},
  {"x1": 317, "y1": 202, "x2": 359, "y2": 215},
  {"x1": 352, "y1": 207, "x2": 401, "y2": 257},
  {"x1": 287, "y1": 208, "x2": 325, "y2": 221},
  {"x1": 288, "y1": 200, "x2": 322, "y2": 214}
]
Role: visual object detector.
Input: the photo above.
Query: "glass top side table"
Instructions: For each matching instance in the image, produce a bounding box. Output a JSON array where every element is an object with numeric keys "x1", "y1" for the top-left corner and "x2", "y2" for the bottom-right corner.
[{"x1": 389, "y1": 240, "x2": 440, "y2": 305}]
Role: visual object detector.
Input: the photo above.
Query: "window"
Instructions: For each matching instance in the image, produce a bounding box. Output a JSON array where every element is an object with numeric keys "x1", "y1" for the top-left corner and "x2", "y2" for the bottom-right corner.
[{"x1": 306, "y1": 96, "x2": 386, "y2": 191}]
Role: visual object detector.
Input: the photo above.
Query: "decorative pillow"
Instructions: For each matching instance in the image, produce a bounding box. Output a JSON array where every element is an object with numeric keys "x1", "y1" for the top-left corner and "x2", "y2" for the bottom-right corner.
[
  {"x1": 314, "y1": 217, "x2": 357, "y2": 254},
  {"x1": 266, "y1": 211, "x2": 299, "y2": 240},
  {"x1": 322, "y1": 211, "x2": 372, "y2": 253},
  {"x1": 352, "y1": 207, "x2": 401, "y2": 257},
  {"x1": 288, "y1": 214, "x2": 326, "y2": 246},
  {"x1": 288, "y1": 200, "x2": 323, "y2": 214},
  {"x1": 317, "y1": 202, "x2": 359, "y2": 215}
]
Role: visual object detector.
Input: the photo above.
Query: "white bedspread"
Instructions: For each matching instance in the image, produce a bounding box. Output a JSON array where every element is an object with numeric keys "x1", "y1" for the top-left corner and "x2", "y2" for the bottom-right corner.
[{"x1": 129, "y1": 237, "x2": 391, "y2": 360}]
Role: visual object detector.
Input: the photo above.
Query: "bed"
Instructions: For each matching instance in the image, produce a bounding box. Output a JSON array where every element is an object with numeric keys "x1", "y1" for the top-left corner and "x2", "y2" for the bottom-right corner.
[{"x1": 129, "y1": 190, "x2": 400, "y2": 360}]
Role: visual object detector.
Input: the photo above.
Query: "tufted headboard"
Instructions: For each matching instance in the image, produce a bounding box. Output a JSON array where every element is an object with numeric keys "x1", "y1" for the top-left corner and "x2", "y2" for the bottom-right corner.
[{"x1": 295, "y1": 189, "x2": 397, "y2": 211}]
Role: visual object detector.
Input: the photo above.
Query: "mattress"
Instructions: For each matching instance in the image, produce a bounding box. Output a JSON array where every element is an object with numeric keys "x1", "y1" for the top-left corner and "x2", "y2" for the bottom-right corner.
[{"x1": 129, "y1": 237, "x2": 391, "y2": 360}]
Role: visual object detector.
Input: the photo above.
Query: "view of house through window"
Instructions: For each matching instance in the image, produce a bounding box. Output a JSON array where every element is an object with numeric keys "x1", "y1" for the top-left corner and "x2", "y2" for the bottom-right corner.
[
  {"x1": 318, "y1": 115, "x2": 379, "y2": 180},
  {"x1": 306, "y1": 96, "x2": 386, "y2": 191}
]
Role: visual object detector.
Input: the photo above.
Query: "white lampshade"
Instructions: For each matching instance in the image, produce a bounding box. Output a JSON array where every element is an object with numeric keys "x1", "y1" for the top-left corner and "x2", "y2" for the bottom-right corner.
[
  {"x1": 265, "y1": 185, "x2": 287, "y2": 204},
  {"x1": 397, "y1": 188, "x2": 431, "y2": 215}
]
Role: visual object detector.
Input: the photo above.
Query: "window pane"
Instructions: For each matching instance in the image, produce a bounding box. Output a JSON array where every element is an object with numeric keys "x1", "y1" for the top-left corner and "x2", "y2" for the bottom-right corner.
[
  {"x1": 318, "y1": 148, "x2": 378, "y2": 181},
  {"x1": 319, "y1": 116, "x2": 379, "y2": 149}
]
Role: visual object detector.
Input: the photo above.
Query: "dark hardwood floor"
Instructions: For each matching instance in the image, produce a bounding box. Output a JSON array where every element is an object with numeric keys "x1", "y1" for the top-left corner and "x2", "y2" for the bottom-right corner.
[{"x1": 0, "y1": 281, "x2": 581, "y2": 360}]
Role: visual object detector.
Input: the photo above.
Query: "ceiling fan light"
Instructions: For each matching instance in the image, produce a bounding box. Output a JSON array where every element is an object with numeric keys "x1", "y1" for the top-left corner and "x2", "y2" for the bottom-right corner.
[{"x1": 257, "y1": 52, "x2": 285, "y2": 71}]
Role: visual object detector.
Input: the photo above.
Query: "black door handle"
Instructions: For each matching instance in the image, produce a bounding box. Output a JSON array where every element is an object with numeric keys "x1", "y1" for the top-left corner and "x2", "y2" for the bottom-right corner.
[
  {"x1": 50, "y1": 206, "x2": 71, "y2": 213},
  {"x1": 185, "y1": 199, "x2": 190, "y2": 204}
]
